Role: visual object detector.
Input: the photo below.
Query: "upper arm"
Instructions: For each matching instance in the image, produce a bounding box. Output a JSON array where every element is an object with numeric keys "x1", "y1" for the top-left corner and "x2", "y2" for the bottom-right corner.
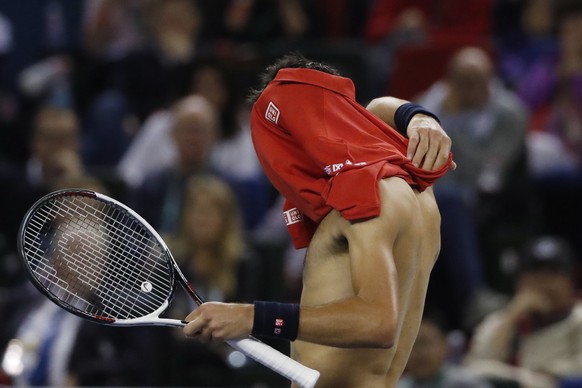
[
  {"x1": 341, "y1": 180, "x2": 413, "y2": 316},
  {"x1": 365, "y1": 97, "x2": 408, "y2": 128}
]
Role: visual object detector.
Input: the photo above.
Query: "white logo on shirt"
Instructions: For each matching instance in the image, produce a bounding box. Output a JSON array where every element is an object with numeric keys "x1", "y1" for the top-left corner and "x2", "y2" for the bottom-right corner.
[
  {"x1": 324, "y1": 159, "x2": 366, "y2": 175},
  {"x1": 265, "y1": 101, "x2": 280, "y2": 124},
  {"x1": 283, "y1": 208, "x2": 303, "y2": 226}
]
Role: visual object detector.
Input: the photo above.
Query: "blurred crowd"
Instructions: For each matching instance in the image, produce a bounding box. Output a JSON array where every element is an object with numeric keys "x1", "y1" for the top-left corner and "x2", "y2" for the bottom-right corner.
[{"x1": 0, "y1": 0, "x2": 581, "y2": 387}]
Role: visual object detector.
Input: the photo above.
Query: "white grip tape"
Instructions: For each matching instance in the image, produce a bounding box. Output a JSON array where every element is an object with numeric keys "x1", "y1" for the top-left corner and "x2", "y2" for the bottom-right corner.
[{"x1": 227, "y1": 338, "x2": 320, "y2": 388}]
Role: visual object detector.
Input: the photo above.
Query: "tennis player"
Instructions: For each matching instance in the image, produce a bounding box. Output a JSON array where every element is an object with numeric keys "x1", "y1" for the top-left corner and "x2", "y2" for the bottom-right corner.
[{"x1": 184, "y1": 53, "x2": 454, "y2": 387}]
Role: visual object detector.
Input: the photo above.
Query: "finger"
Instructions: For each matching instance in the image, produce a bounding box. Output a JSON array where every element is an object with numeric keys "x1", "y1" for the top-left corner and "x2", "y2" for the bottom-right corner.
[
  {"x1": 411, "y1": 133, "x2": 429, "y2": 168},
  {"x1": 183, "y1": 317, "x2": 204, "y2": 337},
  {"x1": 431, "y1": 146, "x2": 451, "y2": 171},
  {"x1": 420, "y1": 142, "x2": 439, "y2": 171},
  {"x1": 428, "y1": 133, "x2": 452, "y2": 170},
  {"x1": 407, "y1": 133, "x2": 420, "y2": 161},
  {"x1": 198, "y1": 327, "x2": 213, "y2": 344}
]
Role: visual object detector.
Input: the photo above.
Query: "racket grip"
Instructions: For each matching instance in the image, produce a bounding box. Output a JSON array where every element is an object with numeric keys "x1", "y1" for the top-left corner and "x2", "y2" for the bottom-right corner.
[{"x1": 227, "y1": 338, "x2": 320, "y2": 388}]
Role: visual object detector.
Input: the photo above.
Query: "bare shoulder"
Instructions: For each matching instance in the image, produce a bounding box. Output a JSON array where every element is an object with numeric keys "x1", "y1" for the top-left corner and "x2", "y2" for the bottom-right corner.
[
  {"x1": 336, "y1": 177, "x2": 438, "y2": 247},
  {"x1": 377, "y1": 177, "x2": 439, "y2": 227}
]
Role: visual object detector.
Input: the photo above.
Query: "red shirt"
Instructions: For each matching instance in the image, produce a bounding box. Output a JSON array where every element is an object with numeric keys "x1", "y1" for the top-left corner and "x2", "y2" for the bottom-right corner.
[{"x1": 250, "y1": 68, "x2": 451, "y2": 248}]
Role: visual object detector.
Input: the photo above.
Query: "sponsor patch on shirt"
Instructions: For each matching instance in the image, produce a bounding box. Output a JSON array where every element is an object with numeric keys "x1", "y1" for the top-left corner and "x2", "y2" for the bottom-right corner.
[
  {"x1": 283, "y1": 207, "x2": 303, "y2": 226},
  {"x1": 265, "y1": 101, "x2": 280, "y2": 124}
]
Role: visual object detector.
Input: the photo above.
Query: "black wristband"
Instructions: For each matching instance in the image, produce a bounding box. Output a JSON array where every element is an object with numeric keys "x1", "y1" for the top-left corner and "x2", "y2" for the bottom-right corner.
[
  {"x1": 394, "y1": 103, "x2": 440, "y2": 136},
  {"x1": 252, "y1": 301, "x2": 300, "y2": 341}
]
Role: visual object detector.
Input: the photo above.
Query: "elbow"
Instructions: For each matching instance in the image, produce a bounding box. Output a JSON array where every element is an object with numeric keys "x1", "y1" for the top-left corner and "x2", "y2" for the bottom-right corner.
[
  {"x1": 365, "y1": 97, "x2": 385, "y2": 114},
  {"x1": 367, "y1": 315, "x2": 397, "y2": 349}
]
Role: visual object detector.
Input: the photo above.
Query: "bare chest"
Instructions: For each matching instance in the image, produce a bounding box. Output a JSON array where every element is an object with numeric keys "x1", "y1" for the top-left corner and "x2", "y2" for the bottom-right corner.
[{"x1": 301, "y1": 212, "x2": 355, "y2": 306}]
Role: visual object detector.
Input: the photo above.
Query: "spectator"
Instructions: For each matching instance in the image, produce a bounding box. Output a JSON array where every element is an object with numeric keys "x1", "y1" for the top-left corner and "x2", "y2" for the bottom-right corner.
[
  {"x1": 398, "y1": 310, "x2": 492, "y2": 388},
  {"x1": 119, "y1": 63, "x2": 271, "y2": 230},
  {"x1": 118, "y1": 62, "x2": 257, "y2": 188},
  {"x1": 125, "y1": 95, "x2": 221, "y2": 235},
  {"x1": 494, "y1": 0, "x2": 558, "y2": 89},
  {"x1": 218, "y1": 0, "x2": 315, "y2": 44},
  {"x1": 520, "y1": 0, "x2": 582, "y2": 260},
  {"x1": 363, "y1": 0, "x2": 494, "y2": 99},
  {"x1": 0, "y1": 104, "x2": 89, "y2": 287},
  {"x1": 159, "y1": 175, "x2": 265, "y2": 386},
  {"x1": 109, "y1": 0, "x2": 208, "y2": 121},
  {"x1": 168, "y1": 175, "x2": 260, "y2": 304},
  {"x1": 189, "y1": 61, "x2": 263, "y2": 182},
  {"x1": 364, "y1": 0, "x2": 493, "y2": 46},
  {"x1": 418, "y1": 47, "x2": 528, "y2": 196},
  {"x1": 0, "y1": 175, "x2": 161, "y2": 387},
  {"x1": 517, "y1": 0, "x2": 582, "y2": 113},
  {"x1": 83, "y1": 0, "x2": 152, "y2": 60},
  {"x1": 465, "y1": 236, "x2": 582, "y2": 388},
  {"x1": 416, "y1": 46, "x2": 529, "y2": 329}
]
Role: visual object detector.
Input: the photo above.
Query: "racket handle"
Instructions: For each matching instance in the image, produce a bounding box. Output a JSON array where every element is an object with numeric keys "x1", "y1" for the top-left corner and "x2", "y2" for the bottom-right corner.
[{"x1": 227, "y1": 338, "x2": 320, "y2": 388}]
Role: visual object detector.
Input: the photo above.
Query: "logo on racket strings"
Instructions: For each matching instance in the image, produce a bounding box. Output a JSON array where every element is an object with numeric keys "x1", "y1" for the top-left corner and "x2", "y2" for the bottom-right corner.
[{"x1": 141, "y1": 281, "x2": 153, "y2": 293}]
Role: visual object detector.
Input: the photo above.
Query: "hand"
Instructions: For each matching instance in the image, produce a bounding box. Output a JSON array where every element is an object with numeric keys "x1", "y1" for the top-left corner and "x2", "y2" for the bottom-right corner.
[
  {"x1": 183, "y1": 302, "x2": 254, "y2": 343},
  {"x1": 407, "y1": 114, "x2": 457, "y2": 171},
  {"x1": 507, "y1": 290, "x2": 552, "y2": 321}
]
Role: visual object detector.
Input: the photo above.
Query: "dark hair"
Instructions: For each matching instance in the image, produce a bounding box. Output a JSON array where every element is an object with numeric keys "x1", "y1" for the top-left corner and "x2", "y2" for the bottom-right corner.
[
  {"x1": 519, "y1": 236, "x2": 575, "y2": 275},
  {"x1": 247, "y1": 52, "x2": 341, "y2": 104}
]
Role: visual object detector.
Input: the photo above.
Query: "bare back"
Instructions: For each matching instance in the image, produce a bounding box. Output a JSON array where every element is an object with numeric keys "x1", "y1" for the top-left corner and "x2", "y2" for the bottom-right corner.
[{"x1": 292, "y1": 177, "x2": 441, "y2": 387}]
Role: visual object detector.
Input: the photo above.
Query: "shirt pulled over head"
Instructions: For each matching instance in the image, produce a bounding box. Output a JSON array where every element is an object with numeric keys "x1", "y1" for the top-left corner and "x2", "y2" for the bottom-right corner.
[{"x1": 251, "y1": 68, "x2": 451, "y2": 248}]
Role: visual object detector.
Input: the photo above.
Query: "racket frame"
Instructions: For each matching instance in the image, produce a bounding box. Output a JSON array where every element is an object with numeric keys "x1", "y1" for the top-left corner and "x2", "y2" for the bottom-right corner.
[{"x1": 18, "y1": 188, "x2": 320, "y2": 388}]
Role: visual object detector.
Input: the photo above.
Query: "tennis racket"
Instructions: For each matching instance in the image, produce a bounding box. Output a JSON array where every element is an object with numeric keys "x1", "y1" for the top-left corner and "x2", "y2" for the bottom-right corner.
[{"x1": 18, "y1": 188, "x2": 320, "y2": 388}]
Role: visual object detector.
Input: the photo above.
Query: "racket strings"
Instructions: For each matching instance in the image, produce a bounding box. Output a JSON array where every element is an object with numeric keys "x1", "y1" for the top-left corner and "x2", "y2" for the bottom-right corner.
[
  {"x1": 96, "y1": 208, "x2": 171, "y2": 317},
  {"x1": 23, "y1": 195, "x2": 174, "y2": 320}
]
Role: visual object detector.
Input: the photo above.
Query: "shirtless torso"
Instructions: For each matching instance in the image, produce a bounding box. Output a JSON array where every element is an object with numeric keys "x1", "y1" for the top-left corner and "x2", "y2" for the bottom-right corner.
[
  {"x1": 182, "y1": 60, "x2": 453, "y2": 388},
  {"x1": 292, "y1": 177, "x2": 441, "y2": 387}
]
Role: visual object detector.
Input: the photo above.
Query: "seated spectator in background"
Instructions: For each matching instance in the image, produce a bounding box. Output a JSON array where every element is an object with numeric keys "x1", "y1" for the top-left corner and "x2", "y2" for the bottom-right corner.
[
  {"x1": 217, "y1": 0, "x2": 316, "y2": 44},
  {"x1": 0, "y1": 108, "x2": 110, "y2": 374},
  {"x1": 465, "y1": 236, "x2": 582, "y2": 388},
  {"x1": 363, "y1": 0, "x2": 493, "y2": 99},
  {"x1": 119, "y1": 61, "x2": 260, "y2": 187},
  {"x1": 398, "y1": 310, "x2": 492, "y2": 388},
  {"x1": 1, "y1": 175, "x2": 160, "y2": 387},
  {"x1": 494, "y1": 0, "x2": 558, "y2": 90},
  {"x1": 0, "y1": 104, "x2": 89, "y2": 287},
  {"x1": 520, "y1": 0, "x2": 582, "y2": 268},
  {"x1": 365, "y1": 0, "x2": 493, "y2": 46},
  {"x1": 418, "y1": 46, "x2": 528, "y2": 196},
  {"x1": 416, "y1": 46, "x2": 528, "y2": 329},
  {"x1": 74, "y1": 0, "x2": 172, "y2": 172},
  {"x1": 524, "y1": 1, "x2": 582, "y2": 178},
  {"x1": 126, "y1": 95, "x2": 219, "y2": 235},
  {"x1": 109, "y1": 0, "x2": 207, "y2": 121},
  {"x1": 119, "y1": 63, "x2": 271, "y2": 230},
  {"x1": 83, "y1": 0, "x2": 151, "y2": 60},
  {"x1": 517, "y1": 1, "x2": 582, "y2": 113},
  {"x1": 189, "y1": 62, "x2": 264, "y2": 185},
  {"x1": 168, "y1": 175, "x2": 260, "y2": 304},
  {"x1": 161, "y1": 175, "x2": 263, "y2": 386}
]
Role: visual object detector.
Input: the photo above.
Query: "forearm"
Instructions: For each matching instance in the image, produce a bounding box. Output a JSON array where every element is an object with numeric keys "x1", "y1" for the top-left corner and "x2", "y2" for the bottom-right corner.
[
  {"x1": 296, "y1": 296, "x2": 396, "y2": 348},
  {"x1": 366, "y1": 96, "x2": 409, "y2": 128}
]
